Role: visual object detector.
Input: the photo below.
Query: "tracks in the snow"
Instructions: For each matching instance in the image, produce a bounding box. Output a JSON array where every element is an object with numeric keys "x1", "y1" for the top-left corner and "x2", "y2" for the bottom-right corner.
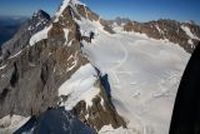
[{"x1": 108, "y1": 36, "x2": 148, "y2": 134}]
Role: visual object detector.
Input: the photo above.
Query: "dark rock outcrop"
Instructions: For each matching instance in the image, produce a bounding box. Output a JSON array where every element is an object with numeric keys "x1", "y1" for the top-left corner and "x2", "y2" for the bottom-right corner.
[
  {"x1": 14, "y1": 107, "x2": 96, "y2": 134},
  {"x1": 9, "y1": 62, "x2": 19, "y2": 88}
]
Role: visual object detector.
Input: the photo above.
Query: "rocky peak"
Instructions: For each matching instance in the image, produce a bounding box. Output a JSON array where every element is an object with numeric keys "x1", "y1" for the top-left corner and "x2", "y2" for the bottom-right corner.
[
  {"x1": 32, "y1": 9, "x2": 51, "y2": 20},
  {"x1": 29, "y1": 10, "x2": 51, "y2": 33},
  {"x1": 0, "y1": 10, "x2": 51, "y2": 61}
]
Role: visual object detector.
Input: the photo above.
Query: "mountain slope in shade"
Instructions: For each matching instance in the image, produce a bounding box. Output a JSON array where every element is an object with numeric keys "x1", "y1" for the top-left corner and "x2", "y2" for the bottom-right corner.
[{"x1": 14, "y1": 107, "x2": 96, "y2": 134}]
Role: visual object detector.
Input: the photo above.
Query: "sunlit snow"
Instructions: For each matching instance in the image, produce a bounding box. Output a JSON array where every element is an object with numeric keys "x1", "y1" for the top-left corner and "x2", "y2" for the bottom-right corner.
[
  {"x1": 29, "y1": 25, "x2": 52, "y2": 46},
  {"x1": 58, "y1": 63, "x2": 100, "y2": 110},
  {"x1": 181, "y1": 25, "x2": 199, "y2": 40},
  {"x1": 82, "y1": 26, "x2": 190, "y2": 134}
]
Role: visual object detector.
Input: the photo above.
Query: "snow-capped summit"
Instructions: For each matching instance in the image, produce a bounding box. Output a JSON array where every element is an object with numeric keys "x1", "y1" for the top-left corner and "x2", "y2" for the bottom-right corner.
[
  {"x1": 55, "y1": 0, "x2": 84, "y2": 18},
  {"x1": 1, "y1": 9, "x2": 51, "y2": 60}
]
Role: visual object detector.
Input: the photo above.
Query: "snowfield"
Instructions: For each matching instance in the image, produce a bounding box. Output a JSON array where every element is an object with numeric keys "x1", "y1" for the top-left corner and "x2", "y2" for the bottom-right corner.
[
  {"x1": 58, "y1": 63, "x2": 100, "y2": 110},
  {"x1": 82, "y1": 26, "x2": 190, "y2": 134}
]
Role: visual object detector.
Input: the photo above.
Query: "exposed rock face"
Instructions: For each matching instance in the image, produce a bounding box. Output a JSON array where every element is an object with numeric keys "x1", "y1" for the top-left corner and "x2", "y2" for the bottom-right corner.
[
  {"x1": 14, "y1": 107, "x2": 96, "y2": 134},
  {"x1": 0, "y1": 39, "x2": 88, "y2": 118},
  {"x1": 0, "y1": 0, "x2": 126, "y2": 132},
  {"x1": 71, "y1": 77, "x2": 126, "y2": 131},
  {"x1": 1, "y1": 10, "x2": 51, "y2": 60},
  {"x1": 123, "y1": 19, "x2": 200, "y2": 53},
  {"x1": 0, "y1": 0, "x2": 89, "y2": 118}
]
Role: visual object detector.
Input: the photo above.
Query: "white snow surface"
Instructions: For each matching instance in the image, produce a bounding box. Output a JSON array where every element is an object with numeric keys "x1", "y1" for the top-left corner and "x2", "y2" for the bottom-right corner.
[
  {"x1": 82, "y1": 25, "x2": 190, "y2": 134},
  {"x1": 99, "y1": 125, "x2": 135, "y2": 134},
  {"x1": 181, "y1": 25, "x2": 199, "y2": 40},
  {"x1": 155, "y1": 25, "x2": 164, "y2": 35},
  {"x1": 8, "y1": 50, "x2": 22, "y2": 59},
  {"x1": 0, "y1": 115, "x2": 30, "y2": 133},
  {"x1": 0, "y1": 64, "x2": 7, "y2": 70},
  {"x1": 75, "y1": 17, "x2": 103, "y2": 37},
  {"x1": 58, "y1": 63, "x2": 100, "y2": 110},
  {"x1": 188, "y1": 39, "x2": 193, "y2": 45},
  {"x1": 29, "y1": 25, "x2": 52, "y2": 46},
  {"x1": 63, "y1": 28, "x2": 69, "y2": 45}
]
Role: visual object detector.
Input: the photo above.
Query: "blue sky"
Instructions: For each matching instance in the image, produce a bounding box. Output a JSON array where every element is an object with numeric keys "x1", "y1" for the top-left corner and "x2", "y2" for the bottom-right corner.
[{"x1": 0, "y1": 0, "x2": 199, "y2": 23}]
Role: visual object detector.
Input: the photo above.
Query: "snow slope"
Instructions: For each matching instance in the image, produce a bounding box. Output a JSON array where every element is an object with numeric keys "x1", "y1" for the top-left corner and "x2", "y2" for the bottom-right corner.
[
  {"x1": 58, "y1": 63, "x2": 100, "y2": 110},
  {"x1": 29, "y1": 25, "x2": 52, "y2": 46},
  {"x1": 82, "y1": 27, "x2": 190, "y2": 134},
  {"x1": 181, "y1": 25, "x2": 199, "y2": 40},
  {"x1": 0, "y1": 115, "x2": 30, "y2": 133}
]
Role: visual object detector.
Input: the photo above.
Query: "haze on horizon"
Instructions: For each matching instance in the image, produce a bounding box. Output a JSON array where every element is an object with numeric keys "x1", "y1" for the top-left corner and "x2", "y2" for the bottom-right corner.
[{"x1": 0, "y1": 0, "x2": 199, "y2": 24}]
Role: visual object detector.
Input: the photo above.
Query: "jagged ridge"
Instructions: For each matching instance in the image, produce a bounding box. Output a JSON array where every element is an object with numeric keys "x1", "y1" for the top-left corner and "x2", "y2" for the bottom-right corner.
[{"x1": 0, "y1": 0, "x2": 126, "y2": 133}]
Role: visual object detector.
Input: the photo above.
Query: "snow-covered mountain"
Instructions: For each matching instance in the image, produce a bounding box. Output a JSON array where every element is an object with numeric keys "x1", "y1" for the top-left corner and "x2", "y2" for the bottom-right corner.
[
  {"x1": 0, "y1": 0, "x2": 198, "y2": 133},
  {"x1": 0, "y1": 9, "x2": 51, "y2": 61}
]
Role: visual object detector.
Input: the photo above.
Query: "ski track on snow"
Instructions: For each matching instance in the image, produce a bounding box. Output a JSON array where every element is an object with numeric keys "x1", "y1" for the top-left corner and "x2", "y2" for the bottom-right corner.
[
  {"x1": 108, "y1": 37, "x2": 148, "y2": 134},
  {"x1": 83, "y1": 28, "x2": 190, "y2": 134}
]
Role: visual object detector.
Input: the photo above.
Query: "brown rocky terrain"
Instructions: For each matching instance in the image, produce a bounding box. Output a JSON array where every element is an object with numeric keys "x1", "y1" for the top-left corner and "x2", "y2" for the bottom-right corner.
[{"x1": 123, "y1": 19, "x2": 200, "y2": 53}]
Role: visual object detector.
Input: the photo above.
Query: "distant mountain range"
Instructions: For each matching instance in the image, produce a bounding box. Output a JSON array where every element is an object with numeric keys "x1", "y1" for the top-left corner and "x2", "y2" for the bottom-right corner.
[{"x1": 0, "y1": 16, "x2": 27, "y2": 46}]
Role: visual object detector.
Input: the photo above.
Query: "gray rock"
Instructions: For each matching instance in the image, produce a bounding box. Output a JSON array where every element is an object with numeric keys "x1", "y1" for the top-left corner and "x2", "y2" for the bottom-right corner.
[{"x1": 1, "y1": 10, "x2": 51, "y2": 60}]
